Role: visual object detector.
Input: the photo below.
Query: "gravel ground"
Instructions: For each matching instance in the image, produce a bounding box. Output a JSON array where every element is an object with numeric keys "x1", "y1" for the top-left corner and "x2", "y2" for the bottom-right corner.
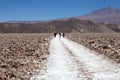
[
  {"x1": 0, "y1": 34, "x2": 52, "y2": 80},
  {"x1": 0, "y1": 33, "x2": 120, "y2": 80},
  {"x1": 66, "y1": 33, "x2": 120, "y2": 63}
]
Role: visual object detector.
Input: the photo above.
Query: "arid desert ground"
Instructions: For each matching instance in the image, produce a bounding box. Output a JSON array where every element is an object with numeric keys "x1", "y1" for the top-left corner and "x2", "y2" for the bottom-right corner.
[{"x1": 0, "y1": 33, "x2": 120, "y2": 80}]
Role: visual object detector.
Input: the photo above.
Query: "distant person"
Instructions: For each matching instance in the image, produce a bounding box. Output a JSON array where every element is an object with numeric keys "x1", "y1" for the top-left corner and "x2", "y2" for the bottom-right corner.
[
  {"x1": 54, "y1": 33, "x2": 57, "y2": 37},
  {"x1": 63, "y1": 33, "x2": 65, "y2": 38},
  {"x1": 58, "y1": 33, "x2": 61, "y2": 37},
  {"x1": 61, "y1": 33, "x2": 65, "y2": 38}
]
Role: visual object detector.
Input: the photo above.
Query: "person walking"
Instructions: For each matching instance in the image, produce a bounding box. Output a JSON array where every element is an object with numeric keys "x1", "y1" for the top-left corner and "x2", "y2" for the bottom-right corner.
[
  {"x1": 54, "y1": 33, "x2": 57, "y2": 37},
  {"x1": 63, "y1": 33, "x2": 65, "y2": 38}
]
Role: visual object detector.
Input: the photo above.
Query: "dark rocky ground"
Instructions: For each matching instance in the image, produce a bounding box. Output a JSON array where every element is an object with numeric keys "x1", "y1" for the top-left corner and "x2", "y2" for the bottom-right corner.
[
  {"x1": 0, "y1": 34, "x2": 52, "y2": 80},
  {"x1": 67, "y1": 33, "x2": 120, "y2": 63}
]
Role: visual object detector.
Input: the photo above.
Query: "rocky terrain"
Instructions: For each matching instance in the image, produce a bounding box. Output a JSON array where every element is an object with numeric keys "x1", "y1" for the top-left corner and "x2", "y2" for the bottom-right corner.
[
  {"x1": 0, "y1": 33, "x2": 120, "y2": 79},
  {"x1": 67, "y1": 33, "x2": 120, "y2": 63},
  {"x1": 0, "y1": 34, "x2": 52, "y2": 80},
  {"x1": 31, "y1": 33, "x2": 120, "y2": 80}
]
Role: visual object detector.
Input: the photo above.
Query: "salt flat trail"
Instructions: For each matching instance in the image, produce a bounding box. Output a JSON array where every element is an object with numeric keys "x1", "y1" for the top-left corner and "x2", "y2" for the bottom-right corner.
[{"x1": 31, "y1": 35, "x2": 120, "y2": 80}]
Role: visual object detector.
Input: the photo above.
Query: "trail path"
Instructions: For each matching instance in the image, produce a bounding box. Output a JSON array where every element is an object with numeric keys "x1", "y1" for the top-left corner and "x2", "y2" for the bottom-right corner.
[{"x1": 31, "y1": 35, "x2": 120, "y2": 80}]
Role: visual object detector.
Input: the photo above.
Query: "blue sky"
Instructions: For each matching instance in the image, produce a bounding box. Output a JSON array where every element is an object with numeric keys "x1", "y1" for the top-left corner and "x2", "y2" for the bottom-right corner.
[{"x1": 0, "y1": 0, "x2": 120, "y2": 22}]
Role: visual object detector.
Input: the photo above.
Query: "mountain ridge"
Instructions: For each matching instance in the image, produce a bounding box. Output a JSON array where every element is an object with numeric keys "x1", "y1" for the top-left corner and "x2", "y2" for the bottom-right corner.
[
  {"x1": 1, "y1": 7, "x2": 120, "y2": 24},
  {"x1": 0, "y1": 7, "x2": 120, "y2": 33},
  {"x1": 78, "y1": 7, "x2": 120, "y2": 24},
  {"x1": 0, "y1": 18, "x2": 120, "y2": 33}
]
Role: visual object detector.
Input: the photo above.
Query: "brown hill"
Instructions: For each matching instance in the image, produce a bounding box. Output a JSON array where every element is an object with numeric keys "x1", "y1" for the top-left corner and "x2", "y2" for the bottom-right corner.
[{"x1": 0, "y1": 18, "x2": 120, "y2": 33}]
